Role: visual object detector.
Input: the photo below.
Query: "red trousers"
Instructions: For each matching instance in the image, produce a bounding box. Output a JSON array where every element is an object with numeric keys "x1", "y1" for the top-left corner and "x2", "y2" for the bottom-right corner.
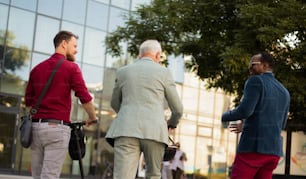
[{"x1": 231, "y1": 152, "x2": 280, "y2": 179}]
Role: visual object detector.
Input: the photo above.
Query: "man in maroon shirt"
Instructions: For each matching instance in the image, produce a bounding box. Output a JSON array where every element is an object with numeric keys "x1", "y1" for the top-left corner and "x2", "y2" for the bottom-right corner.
[{"x1": 25, "y1": 30, "x2": 97, "y2": 179}]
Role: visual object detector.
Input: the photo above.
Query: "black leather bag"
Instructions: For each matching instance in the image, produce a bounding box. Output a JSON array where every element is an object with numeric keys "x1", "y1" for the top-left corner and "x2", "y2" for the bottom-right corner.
[
  {"x1": 163, "y1": 137, "x2": 177, "y2": 161},
  {"x1": 69, "y1": 125, "x2": 86, "y2": 160},
  {"x1": 20, "y1": 115, "x2": 32, "y2": 148}
]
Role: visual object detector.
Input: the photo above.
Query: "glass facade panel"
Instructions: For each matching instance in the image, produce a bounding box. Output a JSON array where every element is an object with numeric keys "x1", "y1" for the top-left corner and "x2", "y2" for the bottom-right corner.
[
  {"x1": 0, "y1": 112, "x2": 17, "y2": 169},
  {"x1": 184, "y1": 73, "x2": 199, "y2": 87},
  {"x1": 179, "y1": 120, "x2": 196, "y2": 135},
  {"x1": 199, "y1": 90, "x2": 215, "y2": 114},
  {"x1": 82, "y1": 63, "x2": 104, "y2": 85},
  {"x1": 105, "y1": 41, "x2": 127, "y2": 67},
  {"x1": 131, "y1": 0, "x2": 151, "y2": 11},
  {"x1": 179, "y1": 135, "x2": 196, "y2": 173},
  {"x1": 11, "y1": 0, "x2": 37, "y2": 11},
  {"x1": 7, "y1": 8, "x2": 35, "y2": 49},
  {"x1": 34, "y1": 15, "x2": 60, "y2": 54},
  {"x1": 96, "y1": 0, "x2": 109, "y2": 5},
  {"x1": 182, "y1": 86, "x2": 198, "y2": 113},
  {"x1": 1, "y1": 47, "x2": 30, "y2": 94},
  {"x1": 168, "y1": 55, "x2": 184, "y2": 84},
  {"x1": 31, "y1": 53, "x2": 49, "y2": 69},
  {"x1": 83, "y1": 27, "x2": 106, "y2": 66},
  {"x1": 37, "y1": 0, "x2": 62, "y2": 18},
  {"x1": 198, "y1": 116, "x2": 213, "y2": 125},
  {"x1": 214, "y1": 92, "x2": 230, "y2": 115},
  {"x1": 0, "y1": 0, "x2": 9, "y2": 4},
  {"x1": 101, "y1": 68, "x2": 116, "y2": 109},
  {"x1": 108, "y1": 7, "x2": 128, "y2": 32},
  {"x1": 111, "y1": 0, "x2": 130, "y2": 10},
  {"x1": 0, "y1": 5, "x2": 8, "y2": 44},
  {"x1": 184, "y1": 114, "x2": 197, "y2": 121},
  {"x1": 4, "y1": 47, "x2": 30, "y2": 82},
  {"x1": 198, "y1": 126, "x2": 212, "y2": 137},
  {"x1": 195, "y1": 137, "x2": 212, "y2": 174},
  {"x1": 63, "y1": 0, "x2": 86, "y2": 25},
  {"x1": 86, "y1": 1, "x2": 108, "y2": 31},
  {"x1": 61, "y1": 21, "x2": 84, "y2": 61}
]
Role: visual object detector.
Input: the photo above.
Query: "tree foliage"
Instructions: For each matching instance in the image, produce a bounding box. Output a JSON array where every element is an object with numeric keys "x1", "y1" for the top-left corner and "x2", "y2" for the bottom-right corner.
[
  {"x1": 105, "y1": 0, "x2": 306, "y2": 130},
  {"x1": 1, "y1": 30, "x2": 29, "y2": 74}
]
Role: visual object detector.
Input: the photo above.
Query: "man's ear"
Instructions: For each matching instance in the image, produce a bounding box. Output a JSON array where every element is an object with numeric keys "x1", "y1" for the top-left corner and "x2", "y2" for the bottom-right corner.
[
  {"x1": 263, "y1": 62, "x2": 270, "y2": 69},
  {"x1": 61, "y1": 40, "x2": 67, "y2": 49},
  {"x1": 154, "y1": 51, "x2": 161, "y2": 63}
]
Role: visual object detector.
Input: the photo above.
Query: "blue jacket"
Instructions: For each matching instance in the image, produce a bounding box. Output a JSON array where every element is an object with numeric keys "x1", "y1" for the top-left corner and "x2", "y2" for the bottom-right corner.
[{"x1": 222, "y1": 72, "x2": 290, "y2": 156}]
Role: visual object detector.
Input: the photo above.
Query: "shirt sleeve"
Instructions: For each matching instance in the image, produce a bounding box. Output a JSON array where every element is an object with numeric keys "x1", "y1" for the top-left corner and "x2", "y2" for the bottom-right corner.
[
  {"x1": 164, "y1": 69, "x2": 183, "y2": 127},
  {"x1": 71, "y1": 64, "x2": 92, "y2": 104}
]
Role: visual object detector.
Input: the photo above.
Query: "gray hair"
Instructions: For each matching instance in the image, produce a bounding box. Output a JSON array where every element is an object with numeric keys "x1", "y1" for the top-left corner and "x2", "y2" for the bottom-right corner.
[{"x1": 139, "y1": 40, "x2": 162, "y2": 56}]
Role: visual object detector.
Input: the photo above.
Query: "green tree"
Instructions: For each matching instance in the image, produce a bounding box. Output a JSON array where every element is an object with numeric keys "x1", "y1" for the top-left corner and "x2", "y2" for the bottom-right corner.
[{"x1": 105, "y1": 0, "x2": 306, "y2": 131}]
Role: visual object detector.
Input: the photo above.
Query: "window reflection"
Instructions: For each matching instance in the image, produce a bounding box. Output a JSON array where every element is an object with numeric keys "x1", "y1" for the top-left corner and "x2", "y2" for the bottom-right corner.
[
  {"x1": 4, "y1": 47, "x2": 30, "y2": 82},
  {"x1": 131, "y1": 0, "x2": 151, "y2": 11},
  {"x1": 0, "y1": 0, "x2": 9, "y2": 4},
  {"x1": 101, "y1": 68, "x2": 116, "y2": 109},
  {"x1": 7, "y1": 8, "x2": 35, "y2": 49},
  {"x1": 86, "y1": 1, "x2": 108, "y2": 30},
  {"x1": 0, "y1": 93, "x2": 20, "y2": 108},
  {"x1": 82, "y1": 63, "x2": 104, "y2": 85},
  {"x1": 34, "y1": 15, "x2": 60, "y2": 54},
  {"x1": 38, "y1": 0, "x2": 62, "y2": 18},
  {"x1": 196, "y1": 137, "x2": 212, "y2": 174},
  {"x1": 105, "y1": 41, "x2": 128, "y2": 68},
  {"x1": 111, "y1": 0, "x2": 130, "y2": 10},
  {"x1": 0, "y1": 5, "x2": 8, "y2": 45},
  {"x1": 182, "y1": 86, "x2": 198, "y2": 113},
  {"x1": 83, "y1": 27, "x2": 106, "y2": 66},
  {"x1": 180, "y1": 120, "x2": 196, "y2": 135},
  {"x1": 108, "y1": 7, "x2": 128, "y2": 32},
  {"x1": 199, "y1": 90, "x2": 214, "y2": 114},
  {"x1": 96, "y1": 0, "x2": 109, "y2": 5},
  {"x1": 31, "y1": 53, "x2": 49, "y2": 70},
  {"x1": 11, "y1": 0, "x2": 37, "y2": 11},
  {"x1": 61, "y1": 21, "x2": 84, "y2": 62},
  {"x1": 63, "y1": 0, "x2": 86, "y2": 25}
]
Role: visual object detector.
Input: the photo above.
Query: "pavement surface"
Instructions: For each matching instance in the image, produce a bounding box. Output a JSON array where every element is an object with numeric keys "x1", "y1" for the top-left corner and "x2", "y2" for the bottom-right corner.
[
  {"x1": 0, "y1": 174, "x2": 31, "y2": 179},
  {"x1": 0, "y1": 174, "x2": 99, "y2": 179}
]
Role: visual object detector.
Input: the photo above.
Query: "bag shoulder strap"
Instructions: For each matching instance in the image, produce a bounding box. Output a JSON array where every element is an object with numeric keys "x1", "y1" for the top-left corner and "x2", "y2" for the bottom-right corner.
[{"x1": 30, "y1": 58, "x2": 64, "y2": 114}]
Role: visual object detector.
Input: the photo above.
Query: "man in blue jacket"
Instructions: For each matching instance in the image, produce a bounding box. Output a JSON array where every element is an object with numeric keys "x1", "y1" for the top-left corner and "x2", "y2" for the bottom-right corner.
[{"x1": 222, "y1": 52, "x2": 290, "y2": 179}]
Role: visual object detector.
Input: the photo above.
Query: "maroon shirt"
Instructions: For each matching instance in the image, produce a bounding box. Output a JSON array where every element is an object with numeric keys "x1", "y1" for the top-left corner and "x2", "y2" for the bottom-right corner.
[{"x1": 25, "y1": 53, "x2": 92, "y2": 122}]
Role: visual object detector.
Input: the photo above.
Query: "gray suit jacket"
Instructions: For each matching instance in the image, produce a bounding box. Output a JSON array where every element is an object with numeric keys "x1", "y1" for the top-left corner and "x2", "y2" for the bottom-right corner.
[{"x1": 106, "y1": 58, "x2": 183, "y2": 146}]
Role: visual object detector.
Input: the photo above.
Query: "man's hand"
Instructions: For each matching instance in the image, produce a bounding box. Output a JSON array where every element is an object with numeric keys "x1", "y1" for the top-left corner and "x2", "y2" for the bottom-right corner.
[
  {"x1": 85, "y1": 118, "x2": 98, "y2": 127},
  {"x1": 228, "y1": 120, "x2": 243, "y2": 134}
]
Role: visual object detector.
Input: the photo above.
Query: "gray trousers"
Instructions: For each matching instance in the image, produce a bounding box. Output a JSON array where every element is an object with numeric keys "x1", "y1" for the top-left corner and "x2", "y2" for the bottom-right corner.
[
  {"x1": 31, "y1": 122, "x2": 70, "y2": 179},
  {"x1": 113, "y1": 137, "x2": 165, "y2": 179}
]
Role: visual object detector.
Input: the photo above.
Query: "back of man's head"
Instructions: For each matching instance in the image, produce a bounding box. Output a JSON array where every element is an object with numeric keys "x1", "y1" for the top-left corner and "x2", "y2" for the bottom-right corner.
[
  {"x1": 258, "y1": 52, "x2": 275, "y2": 69},
  {"x1": 139, "y1": 40, "x2": 162, "y2": 57},
  {"x1": 53, "y1": 30, "x2": 78, "y2": 49}
]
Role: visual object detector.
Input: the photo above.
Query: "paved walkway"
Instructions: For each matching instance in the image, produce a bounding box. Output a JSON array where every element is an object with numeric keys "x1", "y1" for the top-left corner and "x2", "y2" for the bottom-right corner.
[
  {"x1": 0, "y1": 174, "x2": 99, "y2": 179},
  {"x1": 0, "y1": 174, "x2": 31, "y2": 179}
]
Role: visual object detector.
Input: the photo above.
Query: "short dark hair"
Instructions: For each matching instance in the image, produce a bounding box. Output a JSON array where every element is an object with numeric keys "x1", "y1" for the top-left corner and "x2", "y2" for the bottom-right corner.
[
  {"x1": 258, "y1": 52, "x2": 275, "y2": 69},
  {"x1": 53, "y1": 30, "x2": 78, "y2": 48}
]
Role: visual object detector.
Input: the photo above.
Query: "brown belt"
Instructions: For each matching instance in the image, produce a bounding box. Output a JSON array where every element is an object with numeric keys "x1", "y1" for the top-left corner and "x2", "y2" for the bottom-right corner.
[{"x1": 32, "y1": 118, "x2": 70, "y2": 126}]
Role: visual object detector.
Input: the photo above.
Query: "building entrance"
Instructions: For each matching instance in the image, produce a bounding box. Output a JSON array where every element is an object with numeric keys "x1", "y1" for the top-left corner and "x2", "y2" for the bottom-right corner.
[{"x1": 0, "y1": 92, "x2": 21, "y2": 172}]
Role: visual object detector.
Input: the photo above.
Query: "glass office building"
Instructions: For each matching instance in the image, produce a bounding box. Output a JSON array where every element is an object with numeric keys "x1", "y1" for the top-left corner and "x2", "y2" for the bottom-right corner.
[{"x1": 0, "y1": 0, "x2": 238, "y2": 178}]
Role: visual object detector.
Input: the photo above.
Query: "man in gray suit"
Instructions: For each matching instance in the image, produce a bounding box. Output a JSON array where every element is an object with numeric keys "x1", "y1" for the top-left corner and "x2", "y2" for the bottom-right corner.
[
  {"x1": 106, "y1": 40, "x2": 183, "y2": 179},
  {"x1": 222, "y1": 52, "x2": 290, "y2": 179}
]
